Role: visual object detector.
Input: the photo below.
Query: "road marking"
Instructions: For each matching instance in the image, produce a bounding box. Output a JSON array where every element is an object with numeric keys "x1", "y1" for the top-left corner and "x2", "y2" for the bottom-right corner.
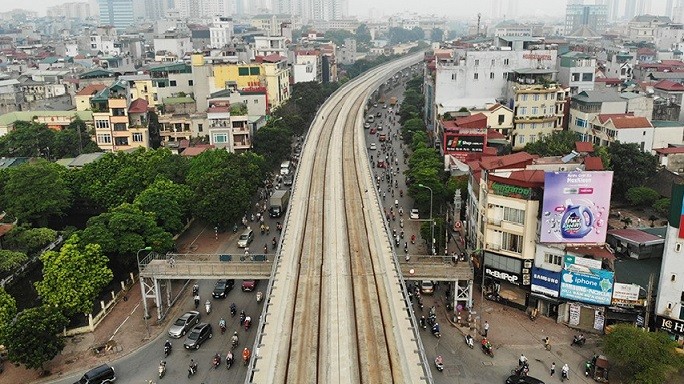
[{"x1": 109, "y1": 302, "x2": 140, "y2": 341}]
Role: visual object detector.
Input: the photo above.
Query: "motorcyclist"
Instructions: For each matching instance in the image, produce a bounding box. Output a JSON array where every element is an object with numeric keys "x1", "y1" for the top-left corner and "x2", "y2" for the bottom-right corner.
[
  {"x1": 164, "y1": 339, "x2": 172, "y2": 352},
  {"x1": 243, "y1": 347, "x2": 251, "y2": 365},
  {"x1": 431, "y1": 322, "x2": 440, "y2": 336},
  {"x1": 192, "y1": 284, "x2": 199, "y2": 296},
  {"x1": 213, "y1": 353, "x2": 221, "y2": 367},
  {"x1": 219, "y1": 318, "x2": 226, "y2": 332},
  {"x1": 188, "y1": 359, "x2": 197, "y2": 375},
  {"x1": 231, "y1": 331, "x2": 239, "y2": 347},
  {"x1": 230, "y1": 303, "x2": 237, "y2": 316},
  {"x1": 194, "y1": 294, "x2": 200, "y2": 308},
  {"x1": 205, "y1": 299, "x2": 211, "y2": 314},
  {"x1": 465, "y1": 334, "x2": 474, "y2": 348},
  {"x1": 573, "y1": 333, "x2": 586, "y2": 346},
  {"x1": 240, "y1": 310, "x2": 246, "y2": 325},
  {"x1": 244, "y1": 315, "x2": 252, "y2": 329},
  {"x1": 562, "y1": 363, "x2": 570, "y2": 379},
  {"x1": 226, "y1": 351, "x2": 234, "y2": 367},
  {"x1": 482, "y1": 337, "x2": 492, "y2": 353}
]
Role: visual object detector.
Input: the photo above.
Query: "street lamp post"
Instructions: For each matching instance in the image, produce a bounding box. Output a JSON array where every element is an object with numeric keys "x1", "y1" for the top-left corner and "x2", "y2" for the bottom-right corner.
[
  {"x1": 136, "y1": 246, "x2": 152, "y2": 338},
  {"x1": 418, "y1": 184, "x2": 434, "y2": 255}
]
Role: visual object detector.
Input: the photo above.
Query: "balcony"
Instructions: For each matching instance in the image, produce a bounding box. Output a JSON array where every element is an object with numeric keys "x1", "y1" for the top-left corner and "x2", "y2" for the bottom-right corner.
[
  {"x1": 513, "y1": 115, "x2": 557, "y2": 123},
  {"x1": 233, "y1": 140, "x2": 251, "y2": 149},
  {"x1": 111, "y1": 115, "x2": 129, "y2": 124}
]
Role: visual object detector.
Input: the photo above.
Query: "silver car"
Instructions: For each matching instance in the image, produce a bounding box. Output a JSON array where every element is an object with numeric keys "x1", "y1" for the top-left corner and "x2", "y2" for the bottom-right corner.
[{"x1": 168, "y1": 310, "x2": 200, "y2": 338}]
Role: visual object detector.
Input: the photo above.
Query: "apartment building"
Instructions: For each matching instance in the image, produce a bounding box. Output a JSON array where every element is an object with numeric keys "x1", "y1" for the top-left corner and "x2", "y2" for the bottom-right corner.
[
  {"x1": 91, "y1": 81, "x2": 149, "y2": 152},
  {"x1": 207, "y1": 100, "x2": 251, "y2": 153},
  {"x1": 557, "y1": 51, "x2": 596, "y2": 96}
]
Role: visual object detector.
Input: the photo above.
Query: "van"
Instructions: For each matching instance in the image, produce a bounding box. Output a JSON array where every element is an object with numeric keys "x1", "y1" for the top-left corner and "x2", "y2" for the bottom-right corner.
[
  {"x1": 366, "y1": 115, "x2": 375, "y2": 123},
  {"x1": 237, "y1": 228, "x2": 254, "y2": 248},
  {"x1": 280, "y1": 161, "x2": 292, "y2": 175},
  {"x1": 74, "y1": 364, "x2": 116, "y2": 384}
]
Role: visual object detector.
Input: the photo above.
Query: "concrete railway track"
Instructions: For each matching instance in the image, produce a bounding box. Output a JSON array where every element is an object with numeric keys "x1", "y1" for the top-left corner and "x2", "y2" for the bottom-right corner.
[{"x1": 248, "y1": 54, "x2": 429, "y2": 384}]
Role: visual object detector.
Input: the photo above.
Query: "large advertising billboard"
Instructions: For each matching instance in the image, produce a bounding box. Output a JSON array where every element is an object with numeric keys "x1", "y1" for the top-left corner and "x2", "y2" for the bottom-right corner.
[
  {"x1": 531, "y1": 267, "x2": 561, "y2": 298},
  {"x1": 540, "y1": 171, "x2": 614, "y2": 243},
  {"x1": 445, "y1": 134, "x2": 485, "y2": 153},
  {"x1": 559, "y1": 255, "x2": 614, "y2": 306}
]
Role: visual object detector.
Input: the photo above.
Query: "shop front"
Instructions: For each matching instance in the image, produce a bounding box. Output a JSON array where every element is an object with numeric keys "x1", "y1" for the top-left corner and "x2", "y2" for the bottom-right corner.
[
  {"x1": 529, "y1": 266, "x2": 561, "y2": 319},
  {"x1": 606, "y1": 282, "x2": 645, "y2": 328},
  {"x1": 656, "y1": 316, "x2": 684, "y2": 350},
  {"x1": 483, "y1": 252, "x2": 532, "y2": 311}
]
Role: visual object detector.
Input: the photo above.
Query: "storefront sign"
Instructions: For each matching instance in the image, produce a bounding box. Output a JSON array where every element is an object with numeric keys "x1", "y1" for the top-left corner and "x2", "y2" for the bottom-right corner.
[
  {"x1": 564, "y1": 255, "x2": 602, "y2": 270},
  {"x1": 491, "y1": 182, "x2": 531, "y2": 199},
  {"x1": 612, "y1": 283, "x2": 642, "y2": 306},
  {"x1": 593, "y1": 310, "x2": 605, "y2": 331},
  {"x1": 485, "y1": 266, "x2": 521, "y2": 285},
  {"x1": 523, "y1": 53, "x2": 553, "y2": 61},
  {"x1": 569, "y1": 303, "x2": 581, "y2": 326},
  {"x1": 531, "y1": 267, "x2": 561, "y2": 298},
  {"x1": 560, "y1": 268, "x2": 614, "y2": 306},
  {"x1": 657, "y1": 316, "x2": 684, "y2": 336}
]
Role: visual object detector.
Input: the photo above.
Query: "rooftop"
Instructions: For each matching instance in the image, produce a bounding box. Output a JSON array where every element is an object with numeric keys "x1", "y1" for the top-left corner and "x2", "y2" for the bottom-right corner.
[
  {"x1": 654, "y1": 146, "x2": 684, "y2": 154},
  {"x1": 128, "y1": 98, "x2": 149, "y2": 114},
  {"x1": 0, "y1": 111, "x2": 93, "y2": 127},
  {"x1": 76, "y1": 83, "x2": 107, "y2": 96},
  {"x1": 573, "y1": 90, "x2": 624, "y2": 103},
  {"x1": 607, "y1": 228, "x2": 665, "y2": 246},
  {"x1": 163, "y1": 97, "x2": 195, "y2": 105},
  {"x1": 654, "y1": 79, "x2": 684, "y2": 91}
]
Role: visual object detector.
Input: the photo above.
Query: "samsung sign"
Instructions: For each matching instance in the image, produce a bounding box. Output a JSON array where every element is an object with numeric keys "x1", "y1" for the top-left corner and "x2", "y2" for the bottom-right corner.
[
  {"x1": 531, "y1": 267, "x2": 561, "y2": 298},
  {"x1": 485, "y1": 267, "x2": 521, "y2": 285}
]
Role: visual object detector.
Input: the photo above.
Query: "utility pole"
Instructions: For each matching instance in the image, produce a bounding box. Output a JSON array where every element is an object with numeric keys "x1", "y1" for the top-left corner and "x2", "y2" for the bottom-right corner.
[
  {"x1": 477, "y1": 13, "x2": 481, "y2": 37},
  {"x1": 644, "y1": 273, "x2": 654, "y2": 330}
]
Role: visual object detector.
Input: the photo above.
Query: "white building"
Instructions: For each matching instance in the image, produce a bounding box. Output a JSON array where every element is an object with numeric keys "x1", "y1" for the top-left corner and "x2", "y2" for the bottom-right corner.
[
  {"x1": 207, "y1": 99, "x2": 252, "y2": 153},
  {"x1": 557, "y1": 51, "x2": 596, "y2": 96},
  {"x1": 153, "y1": 30, "x2": 193, "y2": 58},
  {"x1": 210, "y1": 17, "x2": 234, "y2": 48},
  {"x1": 293, "y1": 50, "x2": 320, "y2": 83},
  {"x1": 88, "y1": 34, "x2": 121, "y2": 56},
  {"x1": 588, "y1": 114, "x2": 683, "y2": 152},
  {"x1": 253, "y1": 36, "x2": 287, "y2": 57}
]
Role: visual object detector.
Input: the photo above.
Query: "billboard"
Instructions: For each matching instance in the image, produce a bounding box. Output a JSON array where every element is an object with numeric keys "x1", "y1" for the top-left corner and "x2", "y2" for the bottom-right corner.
[
  {"x1": 531, "y1": 267, "x2": 561, "y2": 298},
  {"x1": 612, "y1": 282, "x2": 643, "y2": 306},
  {"x1": 540, "y1": 171, "x2": 614, "y2": 243},
  {"x1": 445, "y1": 134, "x2": 485, "y2": 153},
  {"x1": 559, "y1": 256, "x2": 614, "y2": 306}
]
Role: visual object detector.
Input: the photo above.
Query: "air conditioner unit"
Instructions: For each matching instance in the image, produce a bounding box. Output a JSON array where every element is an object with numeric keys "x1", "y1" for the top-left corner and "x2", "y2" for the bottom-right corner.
[{"x1": 559, "y1": 166, "x2": 568, "y2": 171}]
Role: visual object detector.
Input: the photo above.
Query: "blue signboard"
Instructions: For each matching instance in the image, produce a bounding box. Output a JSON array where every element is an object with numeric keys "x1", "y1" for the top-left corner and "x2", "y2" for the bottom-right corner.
[
  {"x1": 559, "y1": 268, "x2": 614, "y2": 306},
  {"x1": 531, "y1": 267, "x2": 561, "y2": 298}
]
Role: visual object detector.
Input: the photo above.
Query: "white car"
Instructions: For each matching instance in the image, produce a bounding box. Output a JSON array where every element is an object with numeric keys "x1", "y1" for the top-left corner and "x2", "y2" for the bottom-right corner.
[
  {"x1": 364, "y1": 122, "x2": 371, "y2": 129},
  {"x1": 421, "y1": 280, "x2": 434, "y2": 294},
  {"x1": 410, "y1": 209, "x2": 419, "y2": 220},
  {"x1": 369, "y1": 143, "x2": 377, "y2": 150}
]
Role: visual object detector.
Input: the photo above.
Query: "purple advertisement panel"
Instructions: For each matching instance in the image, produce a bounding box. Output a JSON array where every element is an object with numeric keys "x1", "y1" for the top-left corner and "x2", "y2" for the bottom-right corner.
[{"x1": 540, "y1": 171, "x2": 613, "y2": 243}]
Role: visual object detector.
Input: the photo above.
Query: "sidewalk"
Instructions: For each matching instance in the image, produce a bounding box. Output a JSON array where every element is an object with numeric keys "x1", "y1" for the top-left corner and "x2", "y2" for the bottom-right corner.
[{"x1": 5, "y1": 220, "x2": 227, "y2": 384}]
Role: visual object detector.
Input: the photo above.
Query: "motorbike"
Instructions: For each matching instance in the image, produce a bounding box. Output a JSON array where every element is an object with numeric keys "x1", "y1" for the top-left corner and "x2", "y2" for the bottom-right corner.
[
  {"x1": 561, "y1": 369, "x2": 569, "y2": 382},
  {"x1": 226, "y1": 352, "x2": 234, "y2": 370},
  {"x1": 212, "y1": 353, "x2": 221, "y2": 369},
  {"x1": 256, "y1": 291, "x2": 263, "y2": 303},
  {"x1": 205, "y1": 300, "x2": 212, "y2": 314},
  {"x1": 231, "y1": 332, "x2": 239, "y2": 350},
  {"x1": 158, "y1": 361, "x2": 166, "y2": 378},
  {"x1": 192, "y1": 284, "x2": 199, "y2": 296},
  {"x1": 411, "y1": 234, "x2": 415, "y2": 244},
  {"x1": 233, "y1": 224, "x2": 238, "y2": 233},
  {"x1": 244, "y1": 317, "x2": 252, "y2": 331},
  {"x1": 572, "y1": 334, "x2": 586, "y2": 347},
  {"x1": 400, "y1": 190, "x2": 403, "y2": 197},
  {"x1": 230, "y1": 303, "x2": 237, "y2": 317},
  {"x1": 400, "y1": 218, "x2": 404, "y2": 228},
  {"x1": 164, "y1": 342, "x2": 172, "y2": 357},
  {"x1": 187, "y1": 362, "x2": 198, "y2": 378},
  {"x1": 431, "y1": 324, "x2": 441, "y2": 338},
  {"x1": 219, "y1": 319, "x2": 226, "y2": 334},
  {"x1": 194, "y1": 295, "x2": 200, "y2": 309},
  {"x1": 240, "y1": 311, "x2": 246, "y2": 325},
  {"x1": 481, "y1": 341, "x2": 494, "y2": 357},
  {"x1": 465, "y1": 334, "x2": 474, "y2": 349},
  {"x1": 513, "y1": 363, "x2": 529, "y2": 377},
  {"x1": 243, "y1": 348, "x2": 251, "y2": 366},
  {"x1": 435, "y1": 356, "x2": 444, "y2": 372}
]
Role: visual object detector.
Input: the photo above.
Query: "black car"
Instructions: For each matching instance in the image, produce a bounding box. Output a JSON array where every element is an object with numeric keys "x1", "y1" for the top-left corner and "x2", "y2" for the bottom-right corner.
[
  {"x1": 212, "y1": 279, "x2": 235, "y2": 299},
  {"x1": 183, "y1": 323, "x2": 212, "y2": 350},
  {"x1": 74, "y1": 363, "x2": 116, "y2": 384},
  {"x1": 505, "y1": 375, "x2": 545, "y2": 384}
]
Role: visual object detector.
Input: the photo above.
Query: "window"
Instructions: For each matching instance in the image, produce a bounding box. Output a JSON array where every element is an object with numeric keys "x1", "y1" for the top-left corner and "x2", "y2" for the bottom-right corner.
[
  {"x1": 544, "y1": 253, "x2": 562, "y2": 265},
  {"x1": 95, "y1": 120, "x2": 110, "y2": 129},
  {"x1": 531, "y1": 107, "x2": 538, "y2": 115},
  {"x1": 238, "y1": 67, "x2": 249, "y2": 76},
  {"x1": 575, "y1": 118, "x2": 587, "y2": 128},
  {"x1": 170, "y1": 80, "x2": 177, "y2": 86},
  {"x1": 112, "y1": 108, "x2": 125, "y2": 116},
  {"x1": 519, "y1": 107, "x2": 527, "y2": 115},
  {"x1": 490, "y1": 72, "x2": 495, "y2": 79},
  {"x1": 518, "y1": 135, "x2": 525, "y2": 144},
  {"x1": 533, "y1": 94, "x2": 540, "y2": 101},
  {"x1": 503, "y1": 206, "x2": 525, "y2": 224},
  {"x1": 531, "y1": 123, "x2": 537, "y2": 130},
  {"x1": 451, "y1": 73, "x2": 457, "y2": 81},
  {"x1": 498, "y1": 114, "x2": 505, "y2": 125},
  {"x1": 529, "y1": 134, "x2": 536, "y2": 142},
  {"x1": 504, "y1": 59, "x2": 509, "y2": 65},
  {"x1": 491, "y1": 59, "x2": 495, "y2": 65},
  {"x1": 96, "y1": 134, "x2": 111, "y2": 143},
  {"x1": 249, "y1": 67, "x2": 260, "y2": 75},
  {"x1": 114, "y1": 137, "x2": 129, "y2": 146},
  {"x1": 582, "y1": 73, "x2": 593, "y2": 82},
  {"x1": 113, "y1": 123, "x2": 127, "y2": 131},
  {"x1": 474, "y1": 59, "x2": 479, "y2": 66},
  {"x1": 474, "y1": 73, "x2": 479, "y2": 80},
  {"x1": 571, "y1": 73, "x2": 580, "y2": 81},
  {"x1": 132, "y1": 132, "x2": 143, "y2": 142},
  {"x1": 188, "y1": 80, "x2": 194, "y2": 86},
  {"x1": 500, "y1": 231, "x2": 523, "y2": 253},
  {"x1": 520, "y1": 94, "x2": 528, "y2": 101},
  {"x1": 213, "y1": 133, "x2": 228, "y2": 143},
  {"x1": 198, "y1": 123, "x2": 203, "y2": 132}
]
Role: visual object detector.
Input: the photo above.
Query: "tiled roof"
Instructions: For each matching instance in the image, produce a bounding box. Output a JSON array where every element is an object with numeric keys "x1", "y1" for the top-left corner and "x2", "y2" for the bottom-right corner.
[
  {"x1": 610, "y1": 115, "x2": 652, "y2": 129},
  {"x1": 261, "y1": 53, "x2": 286, "y2": 63},
  {"x1": 487, "y1": 129, "x2": 506, "y2": 140},
  {"x1": 181, "y1": 145, "x2": 215, "y2": 157},
  {"x1": 645, "y1": 168, "x2": 684, "y2": 198},
  {"x1": 575, "y1": 141, "x2": 594, "y2": 153},
  {"x1": 597, "y1": 113, "x2": 634, "y2": 124},
  {"x1": 455, "y1": 113, "x2": 487, "y2": 126},
  {"x1": 654, "y1": 147, "x2": 684, "y2": 154},
  {"x1": 584, "y1": 156, "x2": 604, "y2": 171},
  {"x1": 479, "y1": 152, "x2": 537, "y2": 170},
  {"x1": 654, "y1": 79, "x2": 684, "y2": 91},
  {"x1": 607, "y1": 228, "x2": 665, "y2": 245},
  {"x1": 490, "y1": 169, "x2": 545, "y2": 188},
  {"x1": 128, "y1": 98, "x2": 149, "y2": 114},
  {"x1": 76, "y1": 83, "x2": 107, "y2": 96},
  {"x1": 565, "y1": 245, "x2": 615, "y2": 260}
]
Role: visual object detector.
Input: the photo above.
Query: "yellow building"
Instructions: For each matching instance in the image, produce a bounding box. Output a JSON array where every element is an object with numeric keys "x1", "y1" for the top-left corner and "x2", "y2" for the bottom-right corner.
[
  {"x1": 212, "y1": 63, "x2": 264, "y2": 92},
  {"x1": 91, "y1": 81, "x2": 150, "y2": 152},
  {"x1": 75, "y1": 84, "x2": 108, "y2": 111}
]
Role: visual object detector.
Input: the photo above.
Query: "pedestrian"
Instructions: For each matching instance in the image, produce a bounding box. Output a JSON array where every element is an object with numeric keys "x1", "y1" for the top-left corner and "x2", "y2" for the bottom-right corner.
[
  {"x1": 544, "y1": 336, "x2": 551, "y2": 351},
  {"x1": 169, "y1": 256, "x2": 175, "y2": 268},
  {"x1": 483, "y1": 320, "x2": 489, "y2": 337},
  {"x1": 519, "y1": 354, "x2": 527, "y2": 366},
  {"x1": 550, "y1": 362, "x2": 556, "y2": 376}
]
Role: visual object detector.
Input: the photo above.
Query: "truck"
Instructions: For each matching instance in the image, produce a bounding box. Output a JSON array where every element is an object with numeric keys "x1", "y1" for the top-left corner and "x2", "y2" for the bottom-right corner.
[
  {"x1": 269, "y1": 189, "x2": 290, "y2": 218},
  {"x1": 389, "y1": 96, "x2": 398, "y2": 107}
]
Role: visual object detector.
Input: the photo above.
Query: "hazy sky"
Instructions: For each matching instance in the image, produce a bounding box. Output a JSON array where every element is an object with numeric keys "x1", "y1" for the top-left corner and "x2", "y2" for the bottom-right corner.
[{"x1": 0, "y1": 0, "x2": 672, "y2": 19}]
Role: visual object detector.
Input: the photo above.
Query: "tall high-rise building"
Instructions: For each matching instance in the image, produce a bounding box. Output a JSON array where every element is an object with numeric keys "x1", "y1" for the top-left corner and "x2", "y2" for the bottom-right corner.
[
  {"x1": 667, "y1": 0, "x2": 675, "y2": 17},
  {"x1": 609, "y1": 0, "x2": 621, "y2": 21},
  {"x1": 636, "y1": 0, "x2": 651, "y2": 15},
  {"x1": 97, "y1": 0, "x2": 134, "y2": 28},
  {"x1": 565, "y1": 3, "x2": 608, "y2": 34},
  {"x1": 47, "y1": 2, "x2": 92, "y2": 20},
  {"x1": 507, "y1": 0, "x2": 518, "y2": 19},
  {"x1": 624, "y1": 0, "x2": 636, "y2": 19},
  {"x1": 273, "y1": 0, "x2": 345, "y2": 21}
]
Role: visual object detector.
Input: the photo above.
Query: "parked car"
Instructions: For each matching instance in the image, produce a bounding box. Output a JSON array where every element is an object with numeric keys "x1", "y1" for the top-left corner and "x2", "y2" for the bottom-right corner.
[
  {"x1": 410, "y1": 209, "x2": 420, "y2": 220},
  {"x1": 212, "y1": 279, "x2": 235, "y2": 299},
  {"x1": 183, "y1": 323, "x2": 212, "y2": 350},
  {"x1": 505, "y1": 375, "x2": 545, "y2": 384},
  {"x1": 369, "y1": 143, "x2": 377, "y2": 150},
  {"x1": 168, "y1": 310, "x2": 201, "y2": 338},
  {"x1": 73, "y1": 363, "x2": 116, "y2": 384},
  {"x1": 242, "y1": 280, "x2": 258, "y2": 292},
  {"x1": 420, "y1": 280, "x2": 434, "y2": 294}
]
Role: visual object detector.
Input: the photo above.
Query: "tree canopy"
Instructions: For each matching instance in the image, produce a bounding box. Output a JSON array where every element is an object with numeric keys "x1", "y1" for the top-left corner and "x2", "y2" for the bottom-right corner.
[
  {"x1": 603, "y1": 324, "x2": 684, "y2": 384},
  {"x1": 608, "y1": 142, "x2": 658, "y2": 201},
  {"x1": 388, "y1": 27, "x2": 425, "y2": 44},
  {"x1": 35, "y1": 234, "x2": 113, "y2": 316},
  {"x1": 0, "y1": 286, "x2": 16, "y2": 346},
  {"x1": 1, "y1": 160, "x2": 71, "y2": 227},
  {"x1": 0, "y1": 249, "x2": 27, "y2": 272},
  {"x1": 523, "y1": 130, "x2": 580, "y2": 156},
  {"x1": 0, "y1": 119, "x2": 99, "y2": 159},
  {"x1": 6, "y1": 305, "x2": 68, "y2": 370},
  {"x1": 2, "y1": 226, "x2": 57, "y2": 256},
  {"x1": 134, "y1": 178, "x2": 192, "y2": 234}
]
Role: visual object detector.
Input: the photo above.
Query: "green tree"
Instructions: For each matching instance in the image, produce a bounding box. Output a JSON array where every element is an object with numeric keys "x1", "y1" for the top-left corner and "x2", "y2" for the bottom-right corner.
[
  {"x1": 80, "y1": 203, "x2": 174, "y2": 267},
  {"x1": 2, "y1": 160, "x2": 71, "y2": 226},
  {"x1": 134, "y1": 178, "x2": 192, "y2": 234},
  {"x1": 147, "y1": 110, "x2": 162, "y2": 149},
  {"x1": 609, "y1": 142, "x2": 658, "y2": 201},
  {"x1": 0, "y1": 121, "x2": 55, "y2": 158},
  {"x1": 626, "y1": 186, "x2": 661, "y2": 207},
  {"x1": 51, "y1": 117, "x2": 100, "y2": 159},
  {"x1": 430, "y1": 28, "x2": 444, "y2": 42},
  {"x1": 0, "y1": 286, "x2": 16, "y2": 346},
  {"x1": 524, "y1": 131, "x2": 580, "y2": 156},
  {"x1": 35, "y1": 234, "x2": 113, "y2": 316},
  {"x1": 191, "y1": 167, "x2": 251, "y2": 229},
  {"x1": 603, "y1": 324, "x2": 684, "y2": 384},
  {"x1": 6, "y1": 305, "x2": 68, "y2": 371},
  {"x1": 0, "y1": 249, "x2": 28, "y2": 271},
  {"x1": 253, "y1": 125, "x2": 293, "y2": 170},
  {"x1": 324, "y1": 29, "x2": 354, "y2": 46},
  {"x1": 2, "y1": 226, "x2": 57, "y2": 255},
  {"x1": 355, "y1": 24, "x2": 372, "y2": 44},
  {"x1": 654, "y1": 198, "x2": 671, "y2": 215}
]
